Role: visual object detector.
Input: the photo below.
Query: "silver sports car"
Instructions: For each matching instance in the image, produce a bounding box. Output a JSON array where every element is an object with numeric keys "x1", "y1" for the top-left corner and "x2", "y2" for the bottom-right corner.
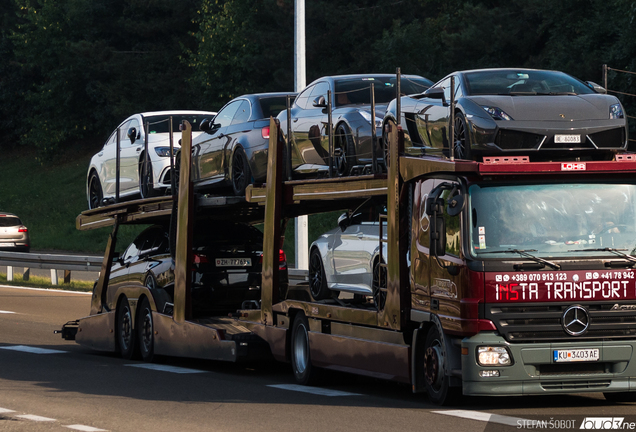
[
  {"x1": 383, "y1": 68, "x2": 628, "y2": 161},
  {"x1": 308, "y1": 198, "x2": 387, "y2": 309}
]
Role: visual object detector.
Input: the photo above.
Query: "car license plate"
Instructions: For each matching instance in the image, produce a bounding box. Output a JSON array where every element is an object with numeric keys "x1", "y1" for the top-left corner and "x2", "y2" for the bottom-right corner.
[
  {"x1": 215, "y1": 258, "x2": 252, "y2": 267},
  {"x1": 0, "y1": 242, "x2": 14, "y2": 247},
  {"x1": 553, "y1": 348, "x2": 599, "y2": 362},
  {"x1": 554, "y1": 134, "x2": 581, "y2": 143}
]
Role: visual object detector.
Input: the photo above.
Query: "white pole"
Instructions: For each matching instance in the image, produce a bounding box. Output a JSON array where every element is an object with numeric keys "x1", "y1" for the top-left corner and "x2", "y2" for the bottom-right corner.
[{"x1": 295, "y1": 0, "x2": 309, "y2": 271}]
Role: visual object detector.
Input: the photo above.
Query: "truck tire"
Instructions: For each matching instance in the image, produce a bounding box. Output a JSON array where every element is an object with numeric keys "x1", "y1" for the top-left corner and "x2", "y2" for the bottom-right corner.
[
  {"x1": 116, "y1": 297, "x2": 138, "y2": 360},
  {"x1": 604, "y1": 392, "x2": 636, "y2": 402},
  {"x1": 423, "y1": 325, "x2": 460, "y2": 405},
  {"x1": 137, "y1": 297, "x2": 155, "y2": 363},
  {"x1": 308, "y1": 248, "x2": 329, "y2": 300},
  {"x1": 291, "y1": 313, "x2": 318, "y2": 385}
]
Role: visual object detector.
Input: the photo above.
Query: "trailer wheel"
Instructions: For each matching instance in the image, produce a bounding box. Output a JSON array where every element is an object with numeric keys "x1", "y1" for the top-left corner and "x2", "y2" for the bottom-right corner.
[
  {"x1": 604, "y1": 392, "x2": 636, "y2": 402},
  {"x1": 309, "y1": 248, "x2": 329, "y2": 300},
  {"x1": 116, "y1": 297, "x2": 138, "y2": 360},
  {"x1": 423, "y1": 325, "x2": 459, "y2": 405},
  {"x1": 137, "y1": 297, "x2": 155, "y2": 362},
  {"x1": 291, "y1": 313, "x2": 317, "y2": 385}
]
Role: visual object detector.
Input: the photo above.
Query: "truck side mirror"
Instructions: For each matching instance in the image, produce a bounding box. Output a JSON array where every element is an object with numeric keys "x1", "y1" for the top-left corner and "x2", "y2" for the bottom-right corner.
[
  {"x1": 427, "y1": 196, "x2": 446, "y2": 257},
  {"x1": 446, "y1": 194, "x2": 465, "y2": 216}
]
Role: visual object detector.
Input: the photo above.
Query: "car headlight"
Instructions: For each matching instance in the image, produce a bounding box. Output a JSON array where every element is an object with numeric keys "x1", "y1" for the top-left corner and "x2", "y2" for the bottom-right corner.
[
  {"x1": 359, "y1": 110, "x2": 382, "y2": 128},
  {"x1": 154, "y1": 147, "x2": 175, "y2": 157},
  {"x1": 482, "y1": 106, "x2": 513, "y2": 121},
  {"x1": 477, "y1": 346, "x2": 512, "y2": 366},
  {"x1": 610, "y1": 103, "x2": 624, "y2": 119}
]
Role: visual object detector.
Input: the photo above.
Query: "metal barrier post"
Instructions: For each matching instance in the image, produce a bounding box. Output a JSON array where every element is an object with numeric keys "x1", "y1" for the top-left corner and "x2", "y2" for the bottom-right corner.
[
  {"x1": 327, "y1": 90, "x2": 334, "y2": 177},
  {"x1": 50, "y1": 269, "x2": 58, "y2": 285},
  {"x1": 116, "y1": 127, "x2": 121, "y2": 203},
  {"x1": 64, "y1": 270, "x2": 71, "y2": 284},
  {"x1": 7, "y1": 266, "x2": 12, "y2": 282},
  {"x1": 371, "y1": 82, "x2": 378, "y2": 173},
  {"x1": 22, "y1": 268, "x2": 29, "y2": 281}
]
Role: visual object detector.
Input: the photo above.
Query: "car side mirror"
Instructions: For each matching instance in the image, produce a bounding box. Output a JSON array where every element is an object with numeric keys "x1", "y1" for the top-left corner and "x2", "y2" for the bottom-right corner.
[
  {"x1": 337, "y1": 212, "x2": 350, "y2": 231},
  {"x1": 112, "y1": 252, "x2": 121, "y2": 263},
  {"x1": 313, "y1": 95, "x2": 327, "y2": 108},
  {"x1": 586, "y1": 81, "x2": 607, "y2": 94},
  {"x1": 424, "y1": 87, "x2": 447, "y2": 105},
  {"x1": 200, "y1": 119, "x2": 211, "y2": 132},
  {"x1": 127, "y1": 127, "x2": 137, "y2": 144}
]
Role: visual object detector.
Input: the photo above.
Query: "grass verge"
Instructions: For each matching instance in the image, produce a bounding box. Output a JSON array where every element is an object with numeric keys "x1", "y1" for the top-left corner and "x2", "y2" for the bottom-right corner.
[{"x1": 0, "y1": 273, "x2": 93, "y2": 292}]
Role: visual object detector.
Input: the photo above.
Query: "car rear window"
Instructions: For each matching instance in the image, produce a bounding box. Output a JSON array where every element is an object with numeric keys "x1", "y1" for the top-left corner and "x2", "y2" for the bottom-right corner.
[
  {"x1": 143, "y1": 115, "x2": 212, "y2": 134},
  {"x1": 0, "y1": 217, "x2": 21, "y2": 227},
  {"x1": 259, "y1": 96, "x2": 290, "y2": 118}
]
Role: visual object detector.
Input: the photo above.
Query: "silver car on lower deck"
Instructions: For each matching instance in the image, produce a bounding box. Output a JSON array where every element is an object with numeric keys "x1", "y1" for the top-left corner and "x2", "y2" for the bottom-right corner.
[{"x1": 308, "y1": 198, "x2": 387, "y2": 308}]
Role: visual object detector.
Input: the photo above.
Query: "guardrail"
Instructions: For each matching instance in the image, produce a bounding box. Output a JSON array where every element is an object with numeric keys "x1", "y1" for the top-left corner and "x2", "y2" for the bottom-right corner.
[{"x1": 0, "y1": 251, "x2": 102, "y2": 285}]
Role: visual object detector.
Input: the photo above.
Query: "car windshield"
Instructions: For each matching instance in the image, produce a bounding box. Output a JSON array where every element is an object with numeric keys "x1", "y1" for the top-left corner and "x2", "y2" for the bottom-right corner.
[
  {"x1": 259, "y1": 96, "x2": 291, "y2": 118},
  {"x1": 334, "y1": 76, "x2": 432, "y2": 106},
  {"x1": 464, "y1": 70, "x2": 596, "y2": 96},
  {"x1": 0, "y1": 217, "x2": 21, "y2": 227},
  {"x1": 143, "y1": 114, "x2": 212, "y2": 134},
  {"x1": 469, "y1": 182, "x2": 636, "y2": 259}
]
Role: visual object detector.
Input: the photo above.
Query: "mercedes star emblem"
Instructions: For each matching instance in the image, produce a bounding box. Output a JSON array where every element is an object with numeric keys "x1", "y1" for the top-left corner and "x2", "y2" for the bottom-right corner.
[{"x1": 562, "y1": 305, "x2": 590, "y2": 336}]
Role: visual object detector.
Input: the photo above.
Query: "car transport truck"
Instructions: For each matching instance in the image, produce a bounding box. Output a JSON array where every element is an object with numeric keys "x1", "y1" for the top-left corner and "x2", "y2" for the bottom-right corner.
[{"x1": 61, "y1": 114, "x2": 636, "y2": 405}]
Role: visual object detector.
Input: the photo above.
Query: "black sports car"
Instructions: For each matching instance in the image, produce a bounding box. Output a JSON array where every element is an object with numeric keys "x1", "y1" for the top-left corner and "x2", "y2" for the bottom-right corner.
[
  {"x1": 190, "y1": 92, "x2": 296, "y2": 196},
  {"x1": 103, "y1": 222, "x2": 288, "y2": 317},
  {"x1": 277, "y1": 74, "x2": 433, "y2": 176},
  {"x1": 383, "y1": 68, "x2": 628, "y2": 161}
]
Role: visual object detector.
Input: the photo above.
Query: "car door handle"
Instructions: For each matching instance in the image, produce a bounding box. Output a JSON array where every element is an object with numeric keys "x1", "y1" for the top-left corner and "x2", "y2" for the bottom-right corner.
[
  {"x1": 293, "y1": 118, "x2": 299, "y2": 123},
  {"x1": 136, "y1": 147, "x2": 142, "y2": 152},
  {"x1": 357, "y1": 233, "x2": 364, "y2": 238},
  {"x1": 98, "y1": 152, "x2": 103, "y2": 157},
  {"x1": 218, "y1": 133, "x2": 224, "y2": 138}
]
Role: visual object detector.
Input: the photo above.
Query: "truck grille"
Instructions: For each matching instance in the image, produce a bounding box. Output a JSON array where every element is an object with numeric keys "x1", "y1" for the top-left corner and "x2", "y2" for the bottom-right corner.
[{"x1": 485, "y1": 302, "x2": 636, "y2": 342}]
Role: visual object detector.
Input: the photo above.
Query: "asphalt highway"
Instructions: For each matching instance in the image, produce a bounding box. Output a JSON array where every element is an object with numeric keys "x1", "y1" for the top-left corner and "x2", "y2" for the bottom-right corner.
[{"x1": 1, "y1": 285, "x2": 635, "y2": 432}]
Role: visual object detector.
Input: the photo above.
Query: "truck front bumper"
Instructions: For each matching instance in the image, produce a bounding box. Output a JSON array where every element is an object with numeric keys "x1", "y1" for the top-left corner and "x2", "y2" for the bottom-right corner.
[{"x1": 462, "y1": 332, "x2": 636, "y2": 396}]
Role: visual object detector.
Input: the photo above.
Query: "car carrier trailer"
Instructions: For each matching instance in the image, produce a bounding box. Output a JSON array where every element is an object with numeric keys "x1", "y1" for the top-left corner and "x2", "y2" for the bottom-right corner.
[{"x1": 62, "y1": 117, "x2": 636, "y2": 405}]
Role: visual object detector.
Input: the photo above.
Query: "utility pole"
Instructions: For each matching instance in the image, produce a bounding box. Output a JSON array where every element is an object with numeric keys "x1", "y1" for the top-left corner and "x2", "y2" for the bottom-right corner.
[{"x1": 294, "y1": 0, "x2": 309, "y2": 271}]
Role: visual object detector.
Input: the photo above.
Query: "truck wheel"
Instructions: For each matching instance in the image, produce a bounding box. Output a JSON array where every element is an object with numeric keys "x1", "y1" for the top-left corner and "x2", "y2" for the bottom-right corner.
[
  {"x1": 604, "y1": 392, "x2": 636, "y2": 402},
  {"x1": 309, "y1": 249, "x2": 329, "y2": 300},
  {"x1": 137, "y1": 297, "x2": 155, "y2": 363},
  {"x1": 423, "y1": 325, "x2": 460, "y2": 405},
  {"x1": 291, "y1": 313, "x2": 317, "y2": 385},
  {"x1": 116, "y1": 297, "x2": 138, "y2": 360}
]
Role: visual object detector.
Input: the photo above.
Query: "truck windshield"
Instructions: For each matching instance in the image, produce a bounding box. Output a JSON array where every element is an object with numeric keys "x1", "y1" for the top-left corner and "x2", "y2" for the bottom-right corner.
[{"x1": 469, "y1": 183, "x2": 636, "y2": 259}]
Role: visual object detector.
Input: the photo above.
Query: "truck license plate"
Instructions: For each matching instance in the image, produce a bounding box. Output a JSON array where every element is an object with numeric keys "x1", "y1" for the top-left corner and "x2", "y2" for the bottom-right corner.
[
  {"x1": 553, "y1": 348, "x2": 599, "y2": 362},
  {"x1": 215, "y1": 258, "x2": 251, "y2": 267},
  {"x1": 554, "y1": 134, "x2": 581, "y2": 143}
]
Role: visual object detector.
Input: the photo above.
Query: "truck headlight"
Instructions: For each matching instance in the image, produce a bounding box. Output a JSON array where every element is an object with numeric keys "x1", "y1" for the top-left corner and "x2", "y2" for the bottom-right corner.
[
  {"x1": 477, "y1": 346, "x2": 512, "y2": 366},
  {"x1": 610, "y1": 103, "x2": 624, "y2": 119}
]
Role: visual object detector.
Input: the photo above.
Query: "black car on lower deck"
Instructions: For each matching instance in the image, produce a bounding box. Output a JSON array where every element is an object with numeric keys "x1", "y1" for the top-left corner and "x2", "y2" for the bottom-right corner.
[
  {"x1": 104, "y1": 222, "x2": 288, "y2": 316},
  {"x1": 190, "y1": 92, "x2": 297, "y2": 196}
]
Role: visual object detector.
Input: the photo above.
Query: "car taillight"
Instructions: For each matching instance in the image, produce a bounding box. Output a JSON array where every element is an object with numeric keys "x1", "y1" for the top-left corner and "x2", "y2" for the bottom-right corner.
[
  {"x1": 193, "y1": 254, "x2": 208, "y2": 265},
  {"x1": 258, "y1": 249, "x2": 287, "y2": 264},
  {"x1": 18, "y1": 227, "x2": 27, "y2": 233},
  {"x1": 261, "y1": 126, "x2": 270, "y2": 139}
]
